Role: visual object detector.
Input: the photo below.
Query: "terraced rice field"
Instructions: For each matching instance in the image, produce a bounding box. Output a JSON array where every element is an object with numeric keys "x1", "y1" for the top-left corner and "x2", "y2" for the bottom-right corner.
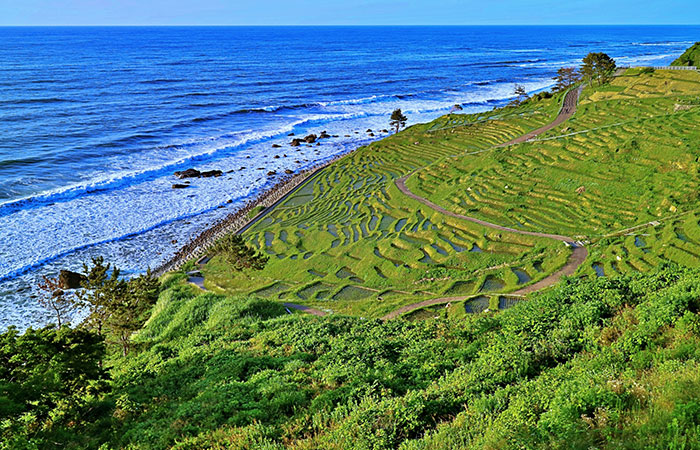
[
  {"x1": 201, "y1": 68, "x2": 700, "y2": 318},
  {"x1": 201, "y1": 92, "x2": 573, "y2": 317},
  {"x1": 408, "y1": 69, "x2": 700, "y2": 238}
]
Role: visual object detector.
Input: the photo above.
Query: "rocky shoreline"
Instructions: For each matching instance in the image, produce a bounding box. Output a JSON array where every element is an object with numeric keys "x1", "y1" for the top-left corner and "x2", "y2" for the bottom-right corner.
[{"x1": 153, "y1": 151, "x2": 351, "y2": 277}]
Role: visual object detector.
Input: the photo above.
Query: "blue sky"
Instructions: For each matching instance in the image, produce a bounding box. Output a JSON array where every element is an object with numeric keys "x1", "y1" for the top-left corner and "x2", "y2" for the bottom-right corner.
[{"x1": 1, "y1": 0, "x2": 699, "y2": 26}]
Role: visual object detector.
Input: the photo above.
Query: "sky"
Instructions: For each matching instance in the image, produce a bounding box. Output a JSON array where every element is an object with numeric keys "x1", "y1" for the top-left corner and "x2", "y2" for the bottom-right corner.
[{"x1": 0, "y1": 0, "x2": 699, "y2": 26}]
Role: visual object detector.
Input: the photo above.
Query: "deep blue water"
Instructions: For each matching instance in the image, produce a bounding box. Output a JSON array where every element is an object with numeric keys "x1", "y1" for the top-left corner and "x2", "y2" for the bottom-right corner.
[{"x1": 1, "y1": 25, "x2": 698, "y2": 328}]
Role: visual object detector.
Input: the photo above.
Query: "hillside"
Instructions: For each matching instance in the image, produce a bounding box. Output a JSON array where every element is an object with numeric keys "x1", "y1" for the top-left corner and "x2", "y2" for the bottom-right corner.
[
  {"x1": 672, "y1": 41, "x2": 700, "y2": 66},
  {"x1": 7, "y1": 50, "x2": 700, "y2": 449},
  {"x1": 196, "y1": 67, "x2": 700, "y2": 319}
]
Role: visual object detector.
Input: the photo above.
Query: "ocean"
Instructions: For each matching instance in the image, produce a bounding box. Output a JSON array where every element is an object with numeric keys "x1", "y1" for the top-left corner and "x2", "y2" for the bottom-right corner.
[{"x1": 1, "y1": 25, "x2": 698, "y2": 329}]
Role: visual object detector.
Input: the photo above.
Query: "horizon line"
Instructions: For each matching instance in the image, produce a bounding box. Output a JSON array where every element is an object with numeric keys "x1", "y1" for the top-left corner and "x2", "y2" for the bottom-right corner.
[{"x1": 1, "y1": 23, "x2": 700, "y2": 27}]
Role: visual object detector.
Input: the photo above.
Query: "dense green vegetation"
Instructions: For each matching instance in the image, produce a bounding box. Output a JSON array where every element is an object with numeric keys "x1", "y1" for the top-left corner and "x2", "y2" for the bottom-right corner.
[
  {"x1": 672, "y1": 42, "x2": 700, "y2": 66},
  {"x1": 6, "y1": 266, "x2": 700, "y2": 448}
]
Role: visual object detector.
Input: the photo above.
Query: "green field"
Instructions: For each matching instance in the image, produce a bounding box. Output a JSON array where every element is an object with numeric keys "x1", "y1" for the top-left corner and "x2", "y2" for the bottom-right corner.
[
  {"x1": 194, "y1": 69, "x2": 700, "y2": 318},
  {"x1": 406, "y1": 69, "x2": 700, "y2": 284},
  {"x1": 199, "y1": 91, "x2": 575, "y2": 317}
]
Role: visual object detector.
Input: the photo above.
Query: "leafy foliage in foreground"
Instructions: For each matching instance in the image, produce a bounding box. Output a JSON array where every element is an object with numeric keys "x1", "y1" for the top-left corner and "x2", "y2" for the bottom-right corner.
[
  {"x1": 0, "y1": 326, "x2": 110, "y2": 449},
  {"x1": 4, "y1": 266, "x2": 700, "y2": 448}
]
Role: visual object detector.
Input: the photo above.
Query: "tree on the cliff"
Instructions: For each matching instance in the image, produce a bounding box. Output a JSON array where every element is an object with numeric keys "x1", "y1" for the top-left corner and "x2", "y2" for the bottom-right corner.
[
  {"x1": 554, "y1": 67, "x2": 581, "y2": 91},
  {"x1": 211, "y1": 234, "x2": 269, "y2": 272},
  {"x1": 581, "y1": 52, "x2": 617, "y2": 85},
  {"x1": 37, "y1": 275, "x2": 77, "y2": 328},
  {"x1": 77, "y1": 258, "x2": 161, "y2": 355},
  {"x1": 78, "y1": 257, "x2": 126, "y2": 337},
  {"x1": 390, "y1": 109, "x2": 408, "y2": 134},
  {"x1": 106, "y1": 270, "x2": 160, "y2": 356}
]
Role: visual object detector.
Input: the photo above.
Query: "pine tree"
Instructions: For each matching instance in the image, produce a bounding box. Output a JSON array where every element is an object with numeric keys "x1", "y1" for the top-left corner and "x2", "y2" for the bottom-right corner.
[
  {"x1": 390, "y1": 108, "x2": 408, "y2": 134},
  {"x1": 211, "y1": 234, "x2": 269, "y2": 271},
  {"x1": 37, "y1": 275, "x2": 77, "y2": 328},
  {"x1": 554, "y1": 67, "x2": 581, "y2": 91},
  {"x1": 581, "y1": 52, "x2": 617, "y2": 86}
]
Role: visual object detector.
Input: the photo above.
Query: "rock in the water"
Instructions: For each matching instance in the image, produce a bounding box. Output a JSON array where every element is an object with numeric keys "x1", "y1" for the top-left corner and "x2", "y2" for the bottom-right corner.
[
  {"x1": 284, "y1": 169, "x2": 294, "y2": 174},
  {"x1": 366, "y1": 129, "x2": 373, "y2": 132},
  {"x1": 319, "y1": 131, "x2": 331, "y2": 139},
  {"x1": 288, "y1": 132, "x2": 295, "y2": 136},
  {"x1": 172, "y1": 183, "x2": 190, "y2": 189},
  {"x1": 368, "y1": 132, "x2": 375, "y2": 137},
  {"x1": 59, "y1": 270, "x2": 86, "y2": 289},
  {"x1": 290, "y1": 138, "x2": 304, "y2": 147},
  {"x1": 200, "y1": 170, "x2": 223, "y2": 178},
  {"x1": 174, "y1": 168, "x2": 201, "y2": 179},
  {"x1": 381, "y1": 129, "x2": 389, "y2": 133},
  {"x1": 272, "y1": 144, "x2": 282, "y2": 148},
  {"x1": 274, "y1": 155, "x2": 280, "y2": 159},
  {"x1": 304, "y1": 134, "x2": 317, "y2": 143},
  {"x1": 267, "y1": 170, "x2": 277, "y2": 176}
]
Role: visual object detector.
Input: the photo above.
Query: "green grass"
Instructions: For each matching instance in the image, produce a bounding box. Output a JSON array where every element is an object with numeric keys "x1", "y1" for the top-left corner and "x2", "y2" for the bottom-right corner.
[
  {"x1": 107, "y1": 265, "x2": 700, "y2": 449},
  {"x1": 198, "y1": 69, "x2": 700, "y2": 316},
  {"x1": 404, "y1": 69, "x2": 700, "y2": 278},
  {"x1": 672, "y1": 41, "x2": 700, "y2": 66},
  {"x1": 199, "y1": 93, "x2": 572, "y2": 317}
]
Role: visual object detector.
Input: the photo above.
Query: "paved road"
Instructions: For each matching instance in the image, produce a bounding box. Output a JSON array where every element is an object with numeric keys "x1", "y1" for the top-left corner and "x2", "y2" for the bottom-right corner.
[{"x1": 384, "y1": 87, "x2": 588, "y2": 320}]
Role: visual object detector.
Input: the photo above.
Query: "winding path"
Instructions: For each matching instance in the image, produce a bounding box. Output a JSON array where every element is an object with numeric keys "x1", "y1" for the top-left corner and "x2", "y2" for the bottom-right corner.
[
  {"x1": 383, "y1": 87, "x2": 588, "y2": 319},
  {"x1": 189, "y1": 87, "x2": 587, "y2": 320}
]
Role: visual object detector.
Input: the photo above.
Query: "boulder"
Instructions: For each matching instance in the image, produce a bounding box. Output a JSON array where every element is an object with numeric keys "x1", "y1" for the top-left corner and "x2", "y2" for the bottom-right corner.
[
  {"x1": 274, "y1": 155, "x2": 280, "y2": 159},
  {"x1": 285, "y1": 169, "x2": 294, "y2": 174},
  {"x1": 381, "y1": 129, "x2": 389, "y2": 133},
  {"x1": 59, "y1": 270, "x2": 86, "y2": 289},
  {"x1": 172, "y1": 183, "x2": 190, "y2": 189},
  {"x1": 200, "y1": 170, "x2": 223, "y2": 178},
  {"x1": 368, "y1": 133, "x2": 375, "y2": 137},
  {"x1": 267, "y1": 170, "x2": 277, "y2": 176},
  {"x1": 288, "y1": 132, "x2": 295, "y2": 136},
  {"x1": 319, "y1": 131, "x2": 331, "y2": 139},
  {"x1": 174, "y1": 168, "x2": 201, "y2": 179},
  {"x1": 272, "y1": 144, "x2": 282, "y2": 148},
  {"x1": 304, "y1": 134, "x2": 317, "y2": 143},
  {"x1": 290, "y1": 138, "x2": 304, "y2": 147}
]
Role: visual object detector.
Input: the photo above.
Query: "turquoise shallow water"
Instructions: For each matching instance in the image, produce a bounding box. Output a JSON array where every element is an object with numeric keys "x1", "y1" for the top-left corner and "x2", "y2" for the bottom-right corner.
[{"x1": 1, "y1": 25, "x2": 698, "y2": 329}]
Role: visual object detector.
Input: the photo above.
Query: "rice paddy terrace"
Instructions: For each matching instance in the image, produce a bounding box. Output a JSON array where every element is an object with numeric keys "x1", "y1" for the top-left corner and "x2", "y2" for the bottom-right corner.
[
  {"x1": 198, "y1": 68, "x2": 700, "y2": 318},
  {"x1": 407, "y1": 68, "x2": 700, "y2": 282}
]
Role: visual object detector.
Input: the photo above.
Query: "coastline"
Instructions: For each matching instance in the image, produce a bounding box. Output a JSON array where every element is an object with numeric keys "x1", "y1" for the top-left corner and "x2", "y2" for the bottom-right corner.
[{"x1": 153, "y1": 149, "x2": 354, "y2": 276}]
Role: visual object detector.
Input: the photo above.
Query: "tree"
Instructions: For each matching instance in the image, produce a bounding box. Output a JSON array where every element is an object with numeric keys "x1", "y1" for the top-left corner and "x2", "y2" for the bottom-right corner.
[
  {"x1": 77, "y1": 257, "x2": 127, "y2": 337},
  {"x1": 77, "y1": 258, "x2": 161, "y2": 355},
  {"x1": 0, "y1": 326, "x2": 109, "y2": 448},
  {"x1": 514, "y1": 84, "x2": 529, "y2": 102},
  {"x1": 554, "y1": 67, "x2": 581, "y2": 91},
  {"x1": 211, "y1": 234, "x2": 269, "y2": 271},
  {"x1": 107, "y1": 270, "x2": 160, "y2": 356},
  {"x1": 390, "y1": 108, "x2": 408, "y2": 134},
  {"x1": 581, "y1": 52, "x2": 617, "y2": 86},
  {"x1": 37, "y1": 275, "x2": 77, "y2": 328}
]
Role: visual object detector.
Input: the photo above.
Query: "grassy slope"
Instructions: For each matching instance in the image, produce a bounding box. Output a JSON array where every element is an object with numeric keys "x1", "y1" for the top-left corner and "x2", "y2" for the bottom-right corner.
[
  {"x1": 406, "y1": 69, "x2": 700, "y2": 283},
  {"x1": 200, "y1": 92, "x2": 572, "y2": 317},
  {"x1": 110, "y1": 265, "x2": 700, "y2": 449},
  {"x1": 672, "y1": 42, "x2": 700, "y2": 66}
]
